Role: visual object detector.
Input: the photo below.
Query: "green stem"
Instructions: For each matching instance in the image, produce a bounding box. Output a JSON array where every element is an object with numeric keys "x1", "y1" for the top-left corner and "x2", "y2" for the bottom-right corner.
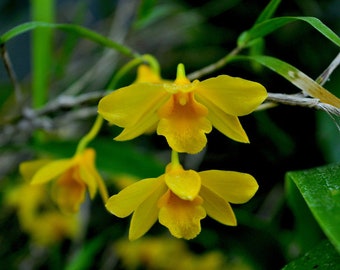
[
  {"x1": 31, "y1": 0, "x2": 55, "y2": 109},
  {"x1": 142, "y1": 54, "x2": 160, "y2": 75},
  {"x1": 76, "y1": 115, "x2": 104, "y2": 154},
  {"x1": 106, "y1": 57, "x2": 143, "y2": 90},
  {"x1": 106, "y1": 54, "x2": 161, "y2": 90}
]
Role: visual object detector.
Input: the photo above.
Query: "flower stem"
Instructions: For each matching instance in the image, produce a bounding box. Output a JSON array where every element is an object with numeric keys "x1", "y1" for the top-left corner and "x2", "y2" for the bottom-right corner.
[
  {"x1": 106, "y1": 57, "x2": 142, "y2": 90},
  {"x1": 171, "y1": 150, "x2": 180, "y2": 166},
  {"x1": 106, "y1": 54, "x2": 160, "y2": 91},
  {"x1": 76, "y1": 115, "x2": 103, "y2": 154},
  {"x1": 31, "y1": 0, "x2": 55, "y2": 109},
  {"x1": 142, "y1": 54, "x2": 160, "y2": 75}
]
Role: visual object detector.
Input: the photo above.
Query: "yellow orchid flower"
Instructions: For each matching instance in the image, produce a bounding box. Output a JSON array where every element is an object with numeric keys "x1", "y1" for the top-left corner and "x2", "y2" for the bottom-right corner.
[
  {"x1": 98, "y1": 64, "x2": 267, "y2": 154},
  {"x1": 19, "y1": 148, "x2": 108, "y2": 214},
  {"x1": 114, "y1": 235, "x2": 227, "y2": 270},
  {"x1": 105, "y1": 161, "x2": 258, "y2": 240},
  {"x1": 5, "y1": 183, "x2": 79, "y2": 246}
]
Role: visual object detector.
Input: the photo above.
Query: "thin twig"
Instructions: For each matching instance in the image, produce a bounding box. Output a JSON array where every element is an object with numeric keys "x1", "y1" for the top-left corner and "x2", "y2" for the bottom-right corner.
[
  {"x1": 187, "y1": 46, "x2": 242, "y2": 80},
  {"x1": 266, "y1": 93, "x2": 340, "y2": 116},
  {"x1": 0, "y1": 44, "x2": 23, "y2": 104},
  {"x1": 316, "y1": 52, "x2": 340, "y2": 86},
  {"x1": 64, "y1": 0, "x2": 140, "y2": 95},
  {"x1": 33, "y1": 91, "x2": 104, "y2": 116}
]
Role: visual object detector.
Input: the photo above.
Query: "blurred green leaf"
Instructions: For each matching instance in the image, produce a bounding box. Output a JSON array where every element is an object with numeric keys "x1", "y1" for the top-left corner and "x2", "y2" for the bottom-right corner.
[
  {"x1": 136, "y1": 0, "x2": 157, "y2": 22},
  {"x1": 65, "y1": 234, "x2": 106, "y2": 270},
  {"x1": 134, "y1": 3, "x2": 179, "y2": 29},
  {"x1": 255, "y1": 0, "x2": 281, "y2": 24},
  {"x1": 282, "y1": 240, "x2": 340, "y2": 270},
  {"x1": 238, "y1": 16, "x2": 340, "y2": 48},
  {"x1": 316, "y1": 70, "x2": 340, "y2": 163},
  {"x1": 235, "y1": 55, "x2": 340, "y2": 108},
  {"x1": 0, "y1": 22, "x2": 137, "y2": 58},
  {"x1": 32, "y1": 138, "x2": 164, "y2": 179},
  {"x1": 286, "y1": 163, "x2": 340, "y2": 253},
  {"x1": 92, "y1": 138, "x2": 164, "y2": 178}
]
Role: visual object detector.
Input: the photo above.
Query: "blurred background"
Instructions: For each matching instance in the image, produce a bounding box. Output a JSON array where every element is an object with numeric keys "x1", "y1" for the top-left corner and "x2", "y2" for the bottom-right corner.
[{"x1": 0, "y1": 0, "x2": 339, "y2": 269}]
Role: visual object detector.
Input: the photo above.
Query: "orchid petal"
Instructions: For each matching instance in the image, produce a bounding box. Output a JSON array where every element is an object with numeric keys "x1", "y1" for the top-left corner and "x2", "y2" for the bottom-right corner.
[
  {"x1": 158, "y1": 190, "x2": 206, "y2": 240},
  {"x1": 20, "y1": 159, "x2": 51, "y2": 182},
  {"x1": 197, "y1": 95, "x2": 249, "y2": 143},
  {"x1": 31, "y1": 159, "x2": 73, "y2": 184},
  {"x1": 78, "y1": 165, "x2": 97, "y2": 199},
  {"x1": 200, "y1": 186, "x2": 236, "y2": 226},
  {"x1": 115, "y1": 110, "x2": 159, "y2": 141},
  {"x1": 77, "y1": 149, "x2": 98, "y2": 198},
  {"x1": 105, "y1": 177, "x2": 161, "y2": 218},
  {"x1": 129, "y1": 181, "x2": 167, "y2": 240},
  {"x1": 98, "y1": 83, "x2": 169, "y2": 128},
  {"x1": 196, "y1": 75, "x2": 267, "y2": 116},
  {"x1": 165, "y1": 168, "x2": 201, "y2": 201},
  {"x1": 200, "y1": 170, "x2": 258, "y2": 204}
]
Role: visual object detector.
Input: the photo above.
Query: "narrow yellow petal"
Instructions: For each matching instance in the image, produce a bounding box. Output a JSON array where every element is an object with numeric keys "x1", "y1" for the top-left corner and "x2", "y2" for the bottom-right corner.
[
  {"x1": 115, "y1": 111, "x2": 159, "y2": 141},
  {"x1": 196, "y1": 75, "x2": 267, "y2": 116},
  {"x1": 135, "y1": 64, "x2": 162, "y2": 83},
  {"x1": 165, "y1": 167, "x2": 201, "y2": 201},
  {"x1": 105, "y1": 177, "x2": 161, "y2": 218},
  {"x1": 200, "y1": 186, "x2": 236, "y2": 226},
  {"x1": 129, "y1": 181, "x2": 167, "y2": 240},
  {"x1": 19, "y1": 159, "x2": 51, "y2": 182},
  {"x1": 31, "y1": 159, "x2": 73, "y2": 184},
  {"x1": 158, "y1": 190, "x2": 206, "y2": 240},
  {"x1": 79, "y1": 148, "x2": 109, "y2": 202},
  {"x1": 77, "y1": 149, "x2": 98, "y2": 199},
  {"x1": 200, "y1": 170, "x2": 259, "y2": 204},
  {"x1": 157, "y1": 92, "x2": 212, "y2": 154},
  {"x1": 78, "y1": 165, "x2": 97, "y2": 199},
  {"x1": 98, "y1": 83, "x2": 169, "y2": 128},
  {"x1": 197, "y1": 95, "x2": 249, "y2": 143}
]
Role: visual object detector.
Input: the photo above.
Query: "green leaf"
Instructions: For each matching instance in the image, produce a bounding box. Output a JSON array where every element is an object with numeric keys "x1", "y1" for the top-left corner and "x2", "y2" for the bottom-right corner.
[
  {"x1": 31, "y1": 138, "x2": 164, "y2": 179},
  {"x1": 316, "y1": 73, "x2": 340, "y2": 163},
  {"x1": 235, "y1": 55, "x2": 340, "y2": 108},
  {"x1": 137, "y1": 0, "x2": 157, "y2": 22},
  {"x1": 238, "y1": 16, "x2": 340, "y2": 48},
  {"x1": 285, "y1": 163, "x2": 340, "y2": 253},
  {"x1": 31, "y1": 0, "x2": 55, "y2": 109},
  {"x1": 65, "y1": 234, "x2": 106, "y2": 270},
  {"x1": 285, "y1": 171, "x2": 323, "y2": 253},
  {"x1": 255, "y1": 0, "x2": 281, "y2": 24},
  {"x1": 282, "y1": 240, "x2": 340, "y2": 270},
  {"x1": 0, "y1": 21, "x2": 138, "y2": 58},
  {"x1": 92, "y1": 138, "x2": 164, "y2": 178}
]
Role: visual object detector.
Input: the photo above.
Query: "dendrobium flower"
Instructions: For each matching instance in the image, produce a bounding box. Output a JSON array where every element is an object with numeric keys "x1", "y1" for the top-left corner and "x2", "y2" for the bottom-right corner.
[
  {"x1": 98, "y1": 64, "x2": 267, "y2": 154},
  {"x1": 20, "y1": 148, "x2": 108, "y2": 214},
  {"x1": 114, "y1": 235, "x2": 227, "y2": 270},
  {"x1": 5, "y1": 183, "x2": 79, "y2": 246},
  {"x1": 105, "y1": 162, "x2": 258, "y2": 240}
]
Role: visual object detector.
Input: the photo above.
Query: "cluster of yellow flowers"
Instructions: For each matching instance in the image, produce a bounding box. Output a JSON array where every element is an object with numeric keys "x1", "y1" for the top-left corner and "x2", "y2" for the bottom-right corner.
[
  {"x1": 5, "y1": 182, "x2": 79, "y2": 246},
  {"x1": 19, "y1": 62, "x2": 267, "y2": 242},
  {"x1": 113, "y1": 235, "x2": 248, "y2": 270}
]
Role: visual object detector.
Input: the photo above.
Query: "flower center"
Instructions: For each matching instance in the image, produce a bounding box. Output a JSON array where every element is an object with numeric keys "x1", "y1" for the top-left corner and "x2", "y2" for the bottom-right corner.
[{"x1": 163, "y1": 80, "x2": 199, "y2": 94}]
